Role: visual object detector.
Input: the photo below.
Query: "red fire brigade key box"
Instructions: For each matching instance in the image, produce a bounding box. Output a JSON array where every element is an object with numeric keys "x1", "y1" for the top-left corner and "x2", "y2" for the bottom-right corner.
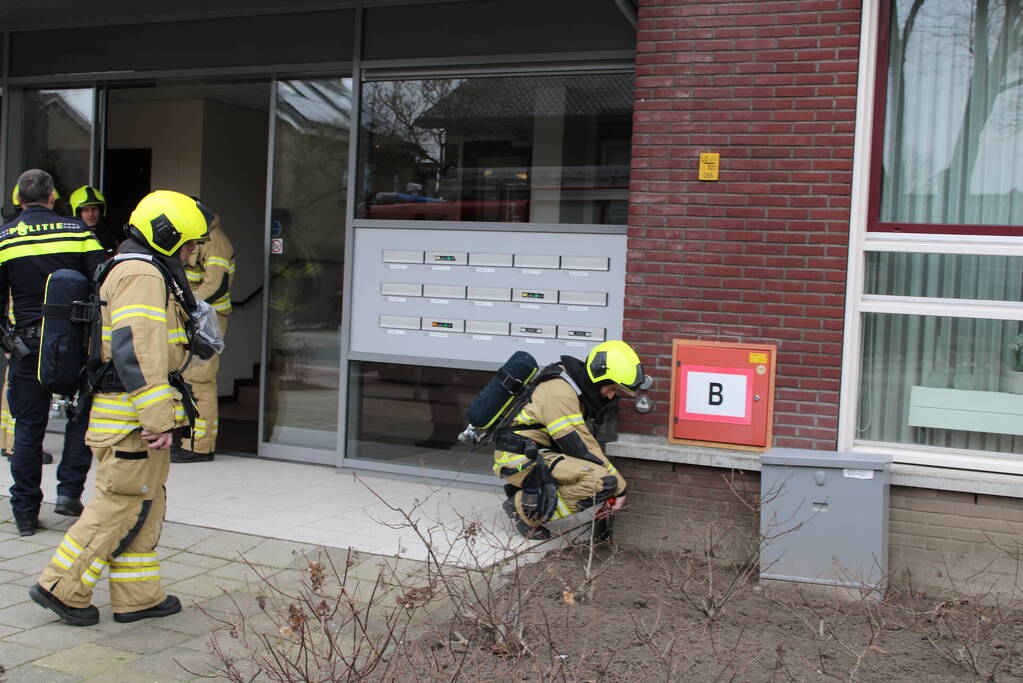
[{"x1": 669, "y1": 339, "x2": 777, "y2": 450}]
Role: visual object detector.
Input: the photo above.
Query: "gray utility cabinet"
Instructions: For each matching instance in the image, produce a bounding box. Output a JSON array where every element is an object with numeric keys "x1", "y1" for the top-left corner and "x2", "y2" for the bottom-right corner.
[{"x1": 760, "y1": 450, "x2": 891, "y2": 592}]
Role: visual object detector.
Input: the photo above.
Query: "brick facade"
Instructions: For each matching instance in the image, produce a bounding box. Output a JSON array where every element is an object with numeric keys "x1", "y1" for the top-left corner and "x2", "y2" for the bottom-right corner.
[
  {"x1": 616, "y1": 460, "x2": 1023, "y2": 596},
  {"x1": 889, "y1": 487, "x2": 1023, "y2": 596},
  {"x1": 622, "y1": 0, "x2": 862, "y2": 450},
  {"x1": 615, "y1": 459, "x2": 759, "y2": 559}
]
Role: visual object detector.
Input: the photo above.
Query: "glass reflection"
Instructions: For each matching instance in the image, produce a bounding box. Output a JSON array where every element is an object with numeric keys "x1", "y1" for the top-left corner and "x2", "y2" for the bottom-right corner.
[
  {"x1": 859, "y1": 312, "x2": 1023, "y2": 456},
  {"x1": 358, "y1": 74, "x2": 633, "y2": 224},
  {"x1": 346, "y1": 361, "x2": 492, "y2": 475},
  {"x1": 263, "y1": 79, "x2": 351, "y2": 449},
  {"x1": 880, "y1": 0, "x2": 1023, "y2": 227},
  {"x1": 22, "y1": 89, "x2": 95, "y2": 216},
  {"x1": 865, "y1": 252, "x2": 1023, "y2": 301}
]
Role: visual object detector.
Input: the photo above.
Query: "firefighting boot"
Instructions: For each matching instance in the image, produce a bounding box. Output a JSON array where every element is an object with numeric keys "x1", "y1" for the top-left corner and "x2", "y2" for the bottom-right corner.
[
  {"x1": 29, "y1": 584, "x2": 99, "y2": 626},
  {"x1": 170, "y1": 447, "x2": 213, "y2": 464},
  {"x1": 114, "y1": 595, "x2": 182, "y2": 623}
]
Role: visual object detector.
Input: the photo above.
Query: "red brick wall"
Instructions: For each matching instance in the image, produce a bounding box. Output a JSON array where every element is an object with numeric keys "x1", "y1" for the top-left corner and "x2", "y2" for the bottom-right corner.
[
  {"x1": 614, "y1": 459, "x2": 760, "y2": 555},
  {"x1": 622, "y1": 0, "x2": 862, "y2": 450},
  {"x1": 616, "y1": 462, "x2": 1023, "y2": 597}
]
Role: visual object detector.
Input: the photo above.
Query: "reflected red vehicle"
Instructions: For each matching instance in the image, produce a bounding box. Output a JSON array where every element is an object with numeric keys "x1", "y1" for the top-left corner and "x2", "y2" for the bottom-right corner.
[{"x1": 361, "y1": 197, "x2": 529, "y2": 222}]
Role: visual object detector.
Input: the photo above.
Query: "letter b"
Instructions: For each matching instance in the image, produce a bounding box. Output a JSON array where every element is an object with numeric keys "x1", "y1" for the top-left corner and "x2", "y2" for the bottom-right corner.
[{"x1": 708, "y1": 382, "x2": 724, "y2": 406}]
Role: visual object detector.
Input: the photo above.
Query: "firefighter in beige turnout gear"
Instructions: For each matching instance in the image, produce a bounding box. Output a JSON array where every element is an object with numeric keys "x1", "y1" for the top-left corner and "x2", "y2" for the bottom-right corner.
[
  {"x1": 30, "y1": 191, "x2": 214, "y2": 626},
  {"x1": 495, "y1": 340, "x2": 642, "y2": 539},
  {"x1": 175, "y1": 215, "x2": 234, "y2": 462}
]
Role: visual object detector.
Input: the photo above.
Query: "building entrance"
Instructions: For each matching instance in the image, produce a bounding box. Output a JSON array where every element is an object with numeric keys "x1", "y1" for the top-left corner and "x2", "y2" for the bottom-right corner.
[{"x1": 104, "y1": 82, "x2": 270, "y2": 456}]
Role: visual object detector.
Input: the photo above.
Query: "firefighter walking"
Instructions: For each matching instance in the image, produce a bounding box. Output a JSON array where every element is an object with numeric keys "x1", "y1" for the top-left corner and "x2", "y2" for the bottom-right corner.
[
  {"x1": 30, "y1": 190, "x2": 215, "y2": 626},
  {"x1": 175, "y1": 212, "x2": 234, "y2": 463},
  {"x1": 494, "y1": 340, "x2": 639, "y2": 539}
]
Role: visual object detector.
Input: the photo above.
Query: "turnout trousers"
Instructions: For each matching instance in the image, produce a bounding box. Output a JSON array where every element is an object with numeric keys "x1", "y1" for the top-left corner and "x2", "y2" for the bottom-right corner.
[
  {"x1": 8, "y1": 349, "x2": 92, "y2": 522},
  {"x1": 503, "y1": 452, "x2": 621, "y2": 527},
  {"x1": 37, "y1": 431, "x2": 169, "y2": 614},
  {"x1": 181, "y1": 315, "x2": 227, "y2": 454}
]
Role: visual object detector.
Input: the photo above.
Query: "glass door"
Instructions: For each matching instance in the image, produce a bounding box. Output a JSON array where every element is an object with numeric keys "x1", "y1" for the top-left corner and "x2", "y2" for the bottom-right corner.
[{"x1": 260, "y1": 78, "x2": 352, "y2": 464}]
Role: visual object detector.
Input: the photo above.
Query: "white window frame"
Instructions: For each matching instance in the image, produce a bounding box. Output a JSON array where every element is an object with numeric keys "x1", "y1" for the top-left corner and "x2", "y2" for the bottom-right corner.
[{"x1": 840, "y1": 0, "x2": 1023, "y2": 476}]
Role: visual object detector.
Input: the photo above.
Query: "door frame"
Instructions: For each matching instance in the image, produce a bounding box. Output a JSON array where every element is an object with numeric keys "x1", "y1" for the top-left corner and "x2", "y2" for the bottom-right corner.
[{"x1": 256, "y1": 75, "x2": 354, "y2": 467}]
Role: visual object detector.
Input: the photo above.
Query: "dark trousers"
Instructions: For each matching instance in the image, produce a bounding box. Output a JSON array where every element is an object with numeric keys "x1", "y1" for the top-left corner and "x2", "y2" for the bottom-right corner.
[{"x1": 8, "y1": 351, "x2": 92, "y2": 522}]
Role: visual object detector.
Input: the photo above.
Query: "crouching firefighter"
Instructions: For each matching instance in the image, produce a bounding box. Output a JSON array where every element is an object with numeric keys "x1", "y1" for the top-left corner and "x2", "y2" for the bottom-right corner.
[
  {"x1": 30, "y1": 190, "x2": 223, "y2": 626},
  {"x1": 495, "y1": 340, "x2": 642, "y2": 539}
]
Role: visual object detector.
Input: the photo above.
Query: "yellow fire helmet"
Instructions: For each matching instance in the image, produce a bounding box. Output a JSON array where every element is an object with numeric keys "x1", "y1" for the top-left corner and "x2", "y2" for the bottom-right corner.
[
  {"x1": 128, "y1": 190, "x2": 213, "y2": 256},
  {"x1": 11, "y1": 183, "x2": 60, "y2": 207},
  {"x1": 586, "y1": 340, "x2": 644, "y2": 395},
  {"x1": 69, "y1": 185, "x2": 106, "y2": 217}
]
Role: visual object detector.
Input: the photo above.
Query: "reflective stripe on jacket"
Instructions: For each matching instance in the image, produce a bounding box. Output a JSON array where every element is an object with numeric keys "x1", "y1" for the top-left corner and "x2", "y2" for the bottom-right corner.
[
  {"x1": 86, "y1": 258, "x2": 189, "y2": 447},
  {"x1": 492, "y1": 377, "x2": 626, "y2": 497},
  {"x1": 184, "y1": 220, "x2": 235, "y2": 316}
]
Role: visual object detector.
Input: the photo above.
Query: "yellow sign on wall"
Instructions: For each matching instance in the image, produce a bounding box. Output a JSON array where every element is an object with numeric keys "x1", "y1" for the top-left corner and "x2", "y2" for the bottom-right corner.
[{"x1": 699, "y1": 152, "x2": 720, "y2": 181}]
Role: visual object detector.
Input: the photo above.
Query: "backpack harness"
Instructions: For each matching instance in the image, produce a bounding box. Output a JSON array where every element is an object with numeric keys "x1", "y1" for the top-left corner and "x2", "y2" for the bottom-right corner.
[{"x1": 40, "y1": 253, "x2": 200, "y2": 427}]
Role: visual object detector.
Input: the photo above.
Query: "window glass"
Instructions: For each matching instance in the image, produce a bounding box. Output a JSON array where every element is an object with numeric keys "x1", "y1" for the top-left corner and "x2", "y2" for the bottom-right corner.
[
  {"x1": 345, "y1": 361, "x2": 492, "y2": 475},
  {"x1": 357, "y1": 74, "x2": 633, "y2": 225},
  {"x1": 864, "y1": 252, "x2": 1023, "y2": 300},
  {"x1": 878, "y1": 0, "x2": 1023, "y2": 229},
  {"x1": 264, "y1": 79, "x2": 351, "y2": 450},
  {"x1": 858, "y1": 312, "x2": 1023, "y2": 455},
  {"x1": 23, "y1": 89, "x2": 94, "y2": 215}
]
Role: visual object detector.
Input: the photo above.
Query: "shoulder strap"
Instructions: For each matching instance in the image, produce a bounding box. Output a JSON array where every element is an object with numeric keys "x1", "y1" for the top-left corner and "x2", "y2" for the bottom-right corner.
[
  {"x1": 97, "y1": 253, "x2": 173, "y2": 296},
  {"x1": 476, "y1": 363, "x2": 565, "y2": 449}
]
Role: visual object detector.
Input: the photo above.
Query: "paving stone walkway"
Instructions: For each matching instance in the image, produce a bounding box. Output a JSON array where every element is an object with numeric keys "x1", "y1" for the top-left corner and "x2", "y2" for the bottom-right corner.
[{"x1": 0, "y1": 499, "x2": 451, "y2": 682}]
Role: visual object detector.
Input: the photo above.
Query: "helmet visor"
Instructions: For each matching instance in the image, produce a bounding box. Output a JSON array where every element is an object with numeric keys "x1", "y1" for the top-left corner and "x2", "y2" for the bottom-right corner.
[{"x1": 612, "y1": 374, "x2": 642, "y2": 397}]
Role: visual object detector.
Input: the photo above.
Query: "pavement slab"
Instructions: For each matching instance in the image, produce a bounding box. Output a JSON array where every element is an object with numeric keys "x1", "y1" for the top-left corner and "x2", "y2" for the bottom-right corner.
[
  {"x1": 0, "y1": 568, "x2": 27, "y2": 583},
  {"x1": 166, "y1": 574, "x2": 247, "y2": 601},
  {"x1": 158, "y1": 524, "x2": 219, "y2": 551},
  {"x1": 100, "y1": 622, "x2": 196, "y2": 655},
  {"x1": 0, "y1": 551, "x2": 50, "y2": 576},
  {"x1": 122, "y1": 644, "x2": 221, "y2": 680},
  {"x1": 233, "y1": 537, "x2": 320, "y2": 569},
  {"x1": 0, "y1": 454, "x2": 551, "y2": 682},
  {"x1": 0, "y1": 598, "x2": 67, "y2": 629},
  {"x1": 83, "y1": 666, "x2": 190, "y2": 682},
  {"x1": 159, "y1": 559, "x2": 213, "y2": 584},
  {"x1": 3, "y1": 620, "x2": 106, "y2": 652},
  {"x1": 161, "y1": 551, "x2": 231, "y2": 571},
  {"x1": 182, "y1": 531, "x2": 264, "y2": 561},
  {"x1": 31, "y1": 642, "x2": 141, "y2": 678},
  {"x1": 1, "y1": 664, "x2": 78, "y2": 682},
  {"x1": 0, "y1": 639, "x2": 50, "y2": 668}
]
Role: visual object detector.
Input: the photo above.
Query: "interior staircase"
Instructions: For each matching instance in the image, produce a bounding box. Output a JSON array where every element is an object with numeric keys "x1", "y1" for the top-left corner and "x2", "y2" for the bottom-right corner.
[{"x1": 217, "y1": 362, "x2": 260, "y2": 454}]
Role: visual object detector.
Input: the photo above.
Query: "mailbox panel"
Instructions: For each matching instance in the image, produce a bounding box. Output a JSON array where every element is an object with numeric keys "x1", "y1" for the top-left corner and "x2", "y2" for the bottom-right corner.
[{"x1": 669, "y1": 339, "x2": 776, "y2": 449}]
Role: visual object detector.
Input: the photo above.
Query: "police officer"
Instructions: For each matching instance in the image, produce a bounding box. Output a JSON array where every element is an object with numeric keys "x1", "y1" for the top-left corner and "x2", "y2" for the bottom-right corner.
[
  {"x1": 494, "y1": 340, "x2": 639, "y2": 539},
  {"x1": 69, "y1": 185, "x2": 119, "y2": 254},
  {"x1": 30, "y1": 190, "x2": 213, "y2": 626},
  {"x1": 0, "y1": 188, "x2": 20, "y2": 458},
  {"x1": 2, "y1": 184, "x2": 58, "y2": 464},
  {"x1": 0, "y1": 170, "x2": 105, "y2": 536},
  {"x1": 174, "y1": 211, "x2": 234, "y2": 463}
]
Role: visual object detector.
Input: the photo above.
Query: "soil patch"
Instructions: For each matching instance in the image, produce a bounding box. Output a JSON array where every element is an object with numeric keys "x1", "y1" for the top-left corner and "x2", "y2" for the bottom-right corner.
[{"x1": 385, "y1": 545, "x2": 1023, "y2": 682}]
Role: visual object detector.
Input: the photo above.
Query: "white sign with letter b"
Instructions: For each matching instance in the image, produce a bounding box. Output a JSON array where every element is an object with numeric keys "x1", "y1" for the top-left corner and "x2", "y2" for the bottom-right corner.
[{"x1": 685, "y1": 371, "x2": 748, "y2": 419}]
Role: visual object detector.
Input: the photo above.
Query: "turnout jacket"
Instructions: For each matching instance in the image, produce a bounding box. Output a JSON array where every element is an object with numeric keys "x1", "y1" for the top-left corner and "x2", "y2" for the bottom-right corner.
[
  {"x1": 494, "y1": 375, "x2": 627, "y2": 499},
  {"x1": 87, "y1": 257, "x2": 189, "y2": 447},
  {"x1": 0, "y1": 206, "x2": 105, "y2": 328},
  {"x1": 185, "y1": 217, "x2": 234, "y2": 316}
]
